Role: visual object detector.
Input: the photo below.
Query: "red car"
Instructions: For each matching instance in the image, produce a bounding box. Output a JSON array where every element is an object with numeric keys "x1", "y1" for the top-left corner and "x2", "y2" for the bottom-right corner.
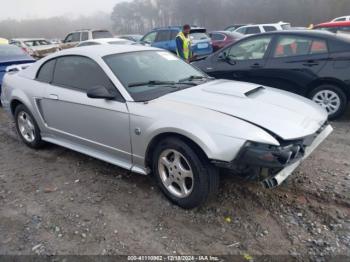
[
  {"x1": 314, "y1": 21, "x2": 350, "y2": 33},
  {"x1": 208, "y1": 31, "x2": 243, "y2": 52}
]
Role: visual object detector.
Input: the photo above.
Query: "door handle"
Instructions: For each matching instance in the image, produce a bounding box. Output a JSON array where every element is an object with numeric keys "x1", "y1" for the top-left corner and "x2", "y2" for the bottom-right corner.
[
  {"x1": 250, "y1": 63, "x2": 262, "y2": 69},
  {"x1": 303, "y1": 60, "x2": 319, "y2": 67},
  {"x1": 49, "y1": 94, "x2": 59, "y2": 100}
]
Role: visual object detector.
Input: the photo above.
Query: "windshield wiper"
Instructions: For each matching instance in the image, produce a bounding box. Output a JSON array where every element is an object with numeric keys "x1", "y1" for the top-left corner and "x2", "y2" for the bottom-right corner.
[
  {"x1": 128, "y1": 80, "x2": 176, "y2": 88},
  {"x1": 178, "y1": 75, "x2": 214, "y2": 82}
]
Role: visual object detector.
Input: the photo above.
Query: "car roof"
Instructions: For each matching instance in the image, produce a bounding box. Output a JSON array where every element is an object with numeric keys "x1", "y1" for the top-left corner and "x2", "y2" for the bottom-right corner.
[
  {"x1": 11, "y1": 38, "x2": 47, "y2": 41},
  {"x1": 19, "y1": 44, "x2": 161, "y2": 80},
  {"x1": 210, "y1": 30, "x2": 241, "y2": 34},
  {"x1": 315, "y1": 21, "x2": 350, "y2": 28},
  {"x1": 258, "y1": 29, "x2": 335, "y2": 38},
  {"x1": 72, "y1": 29, "x2": 110, "y2": 32},
  {"x1": 80, "y1": 38, "x2": 131, "y2": 44},
  {"x1": 55, "y1": 44, "x2": 159, "y2": 58},
  {"x1": 152, "y1": 26, "x2": 206, "y2": 31},
  {"x1": 240, "y1": 22, "x2": 290, "y2": 27}
]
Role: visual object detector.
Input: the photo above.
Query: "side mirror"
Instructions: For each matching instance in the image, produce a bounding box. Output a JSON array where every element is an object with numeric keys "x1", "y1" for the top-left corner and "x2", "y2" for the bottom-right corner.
[{"x1": 87, "y1": 86, "x2": 117, "y2": 100}]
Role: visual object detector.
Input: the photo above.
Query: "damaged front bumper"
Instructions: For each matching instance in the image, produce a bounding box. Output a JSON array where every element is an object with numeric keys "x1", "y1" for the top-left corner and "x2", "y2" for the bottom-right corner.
[
  {"x1": 262, "y1": 124, "x2": 333, "y2": 188},
  {"x1": 213, "y1": 124, "x2": 333, "y2": 188}
]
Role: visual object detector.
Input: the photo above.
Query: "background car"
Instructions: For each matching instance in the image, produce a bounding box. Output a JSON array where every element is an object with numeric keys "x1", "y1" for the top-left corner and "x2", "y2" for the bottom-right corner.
[
  {"x1": 234, "y1": 22, "x2": 291, "y2": 35},
  {"x1": 118, "y1": 34, "x2": 143, "y2": 42},
  {"x1": 9, "y1": 38, "x2": 59, "y2": 59},
  {"x1": 50, "y1": 39, "x2": 62, "y2": 45},
  {"x1": 77, "y1": 38, "x2": 133, "y2": 47},
  {"x1": 60, "y1": 29, "x2": 113, "y2": 50},
  {"x1": 224, "y1": 24, "x2": 248, "y2": 32},
  {"x1": 140, "y1": 26, "x2": 213, "y2": 57},
  {"x1": 314, "y1": 21, "x2": 350, "y2": 33},
  {"x1": 0, "y1": 38, "x2": 9, "y2": 45},
  {"x1": 0, "y1": 44, "x2": 34, "y2": 96},
  {"x1": 209, "y1": 31, "x2": 243, "y2": 52},
  {"x1": 1, "y1": 45, "x2": 331, "y2": 208},
  {"x1": 192, "y1": 30, "x2": 350, "y2": 119},
  {"x1": 331, "y1": 16, "x2": 350, "y2": 22}
]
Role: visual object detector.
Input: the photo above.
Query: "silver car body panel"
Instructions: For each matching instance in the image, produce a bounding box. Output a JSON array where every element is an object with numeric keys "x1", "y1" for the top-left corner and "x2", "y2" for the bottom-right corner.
[{"x1": 0, "y1": 45, "x2": 331, "y2": 177}]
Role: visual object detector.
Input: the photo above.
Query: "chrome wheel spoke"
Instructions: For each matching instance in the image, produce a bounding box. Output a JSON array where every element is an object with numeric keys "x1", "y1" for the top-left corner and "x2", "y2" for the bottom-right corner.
[
  {"x1": 178, "y1": 164, "x2": 192, "y2": 178},
  {"x1": 178, "y1": 179, "x2": 189, "y2": 195},
  {"x1": 158, "y1": 149, "x2": 194, "y2": 199},
  {"x1": 172, "y1": 151, "x2": 181, "y2": 166},
  {"x1": 312, "y1": 90, "x2": 340, "y2": 115},
  {"x1": 164, "y1": 176, "x2": 174, "y2": 187},
  {"x1": 160, "y1": 156, "x2": 171, "y2": 168},
  {"x1": 17, "y1": 111, "x2": 36, "y2": 143}
]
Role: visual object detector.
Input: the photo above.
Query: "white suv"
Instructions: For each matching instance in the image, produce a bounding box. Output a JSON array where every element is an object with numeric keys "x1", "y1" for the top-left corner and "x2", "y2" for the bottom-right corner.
[
  {"x1": 234, "y1": 22, "x2": 291, "y2": 35},
  {"x1": 332, "y1": 16, "x2": 350, "y2": 22},
  {"x1": 60, "y1": 29, "x2": 113, "y2": 50}
]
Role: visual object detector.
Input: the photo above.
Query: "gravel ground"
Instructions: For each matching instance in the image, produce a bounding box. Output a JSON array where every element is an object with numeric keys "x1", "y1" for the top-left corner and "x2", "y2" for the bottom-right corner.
[{"x1": 0, "y1": 107, "x2": 349, "y2": 259}]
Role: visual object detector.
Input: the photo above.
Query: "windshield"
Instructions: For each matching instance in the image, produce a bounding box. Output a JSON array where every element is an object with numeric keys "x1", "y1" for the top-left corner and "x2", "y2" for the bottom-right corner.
[
  {"x1": 190, "y1": 32, "x2": 210, "y2": 41},
  {"x1": 103, "y1": 51, "x2": 206, "y2": 101},
  {"x1": 92, "y1": 30, "x2": 113, "y2": 39}
]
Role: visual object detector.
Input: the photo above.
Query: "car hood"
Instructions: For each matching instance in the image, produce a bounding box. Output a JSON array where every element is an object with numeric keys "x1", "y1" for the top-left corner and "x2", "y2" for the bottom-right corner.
[{"x1": 159, "y1": 79, "x2": 328, "y2": 141}]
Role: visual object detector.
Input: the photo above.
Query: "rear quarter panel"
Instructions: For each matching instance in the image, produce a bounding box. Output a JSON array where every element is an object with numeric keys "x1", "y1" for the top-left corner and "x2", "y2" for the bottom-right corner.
[{"x1": 1, "y1": 72, "x2": 46, "y2": 128}]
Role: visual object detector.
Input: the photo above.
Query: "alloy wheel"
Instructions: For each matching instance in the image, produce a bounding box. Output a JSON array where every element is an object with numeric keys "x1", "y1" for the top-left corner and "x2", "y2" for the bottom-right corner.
[
  {"x1": 158, "y1": 149, "x2": 194, "y2": 198},
  {"x1": 17, "y1": 111, "x2": 36, "y2": 143},
  {"x1": 312, "y1": 90, "x2": 341, "y2": 115}
]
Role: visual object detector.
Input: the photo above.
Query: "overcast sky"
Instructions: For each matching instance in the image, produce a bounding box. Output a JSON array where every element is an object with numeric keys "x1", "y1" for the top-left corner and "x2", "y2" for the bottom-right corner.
[{"x1": 0, "y1": 0, "x2": 126, "y2": 20}]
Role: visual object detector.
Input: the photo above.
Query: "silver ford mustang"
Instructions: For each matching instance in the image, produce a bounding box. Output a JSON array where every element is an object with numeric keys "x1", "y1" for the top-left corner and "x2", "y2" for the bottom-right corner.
[{"x1": 0, "y1": 45, "x2": 333, "y2": 208}]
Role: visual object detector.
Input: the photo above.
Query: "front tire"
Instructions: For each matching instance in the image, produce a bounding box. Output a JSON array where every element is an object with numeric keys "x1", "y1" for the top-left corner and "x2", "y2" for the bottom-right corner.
[
  {"x1": 14, "y1": 104, "x2": 44, "y2": 149},
  {"x1": 309, "y1": 84, "x2": 347, "y2": 120},
  {"x1": 152, "y1": 137, "x2": 219, "y2": 209}
]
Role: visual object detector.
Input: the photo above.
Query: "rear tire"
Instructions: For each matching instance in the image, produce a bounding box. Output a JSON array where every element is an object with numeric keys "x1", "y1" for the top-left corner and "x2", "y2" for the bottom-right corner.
[
  {"x1": 14, "y1": 104, "x2": 44, "y2": 149},
  {"x1": 152, "y1": 137, "x2": 219, "y2": 209},
  {"x1": 309, "y1": 84, "x2": 347, "y2": 120}
]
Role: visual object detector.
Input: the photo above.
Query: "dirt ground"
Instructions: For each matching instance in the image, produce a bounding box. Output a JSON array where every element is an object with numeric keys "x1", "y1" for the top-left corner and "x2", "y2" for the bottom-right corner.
[{"x1": 0, "y1": 107, "x2": 349, "y2": 259}]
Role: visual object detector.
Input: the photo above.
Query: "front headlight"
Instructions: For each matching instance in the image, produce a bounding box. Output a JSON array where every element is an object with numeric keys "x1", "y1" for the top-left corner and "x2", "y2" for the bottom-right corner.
[{"x1": 235, "y1": 141, "x2": 304, "y2": 168}]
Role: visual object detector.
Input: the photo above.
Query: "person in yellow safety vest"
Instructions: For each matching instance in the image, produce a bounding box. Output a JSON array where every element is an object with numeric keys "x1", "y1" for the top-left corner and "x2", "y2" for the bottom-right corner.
[{"x1": 176, "y1": 24, "x2": 192, "y2": 62}]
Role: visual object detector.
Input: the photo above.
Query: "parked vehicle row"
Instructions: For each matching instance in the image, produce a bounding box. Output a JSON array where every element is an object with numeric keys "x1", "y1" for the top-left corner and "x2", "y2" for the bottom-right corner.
[
  {"x1": 233, "y1": 22, "x2": 291, "y2": 35},
  {"x1": 9, "y1": 38, "x2": 60, "y2": 59},
  {"x1": 60, "y1": 29, "x2": 114, "y2": 49},
  {"x1": 0, "y1": 45, "x2": 332, "y2": 208},
  {"x1": 140, "y1": 26, "x2": 213, "y2": 57}
]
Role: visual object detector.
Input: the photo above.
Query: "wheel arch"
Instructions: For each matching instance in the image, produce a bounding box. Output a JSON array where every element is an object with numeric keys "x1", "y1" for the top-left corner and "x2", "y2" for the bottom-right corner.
[
  {"x1": 10, "y1": 99, "x2": 24, "y2": 116},
  {"x1": 144, "y1": 132, "x2": 210, "y2": 170},
  {"x1": 307, "y1": 78, "x2": 350, "y2": 99}
]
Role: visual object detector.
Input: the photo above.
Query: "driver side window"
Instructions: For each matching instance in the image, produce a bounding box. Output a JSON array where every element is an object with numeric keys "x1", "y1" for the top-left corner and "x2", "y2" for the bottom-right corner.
[
  {"x1": 64, "y1": 34, "x2": 73, "y2": 43},
  {"x1": 227, "y1": 36, "x2": 272, "y2": 60}
]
